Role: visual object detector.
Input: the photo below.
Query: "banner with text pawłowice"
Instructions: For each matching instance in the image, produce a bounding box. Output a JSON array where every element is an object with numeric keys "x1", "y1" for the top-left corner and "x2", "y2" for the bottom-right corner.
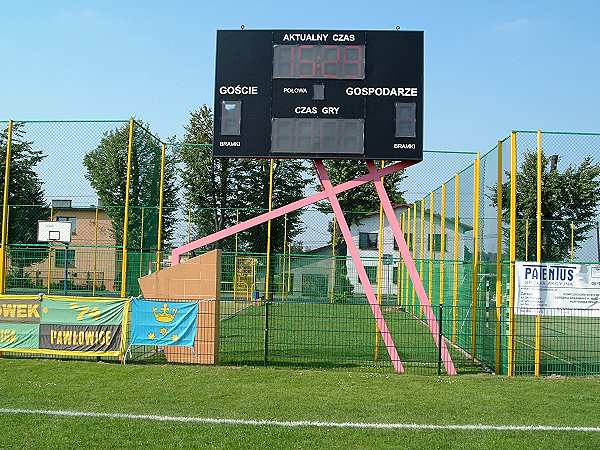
[{"x1": 0, "y1": 296, "x2": 128, "y2": 357}]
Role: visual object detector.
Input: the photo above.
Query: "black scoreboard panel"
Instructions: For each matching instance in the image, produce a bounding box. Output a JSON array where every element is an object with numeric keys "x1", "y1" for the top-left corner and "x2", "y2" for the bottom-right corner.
[{"x1": 213, "y1": 30, "x2": 423, "y2": 160}]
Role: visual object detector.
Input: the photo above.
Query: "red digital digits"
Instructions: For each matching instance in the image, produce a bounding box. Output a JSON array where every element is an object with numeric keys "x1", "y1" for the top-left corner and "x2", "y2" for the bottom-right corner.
[
  {"x1": 279, "y1": 45, "x2": 363, "y2": 79},
  {"x1": 343, "y1": 46, "x2": 363, "y2": 79},
  {"x1": 321, "y1": 46, "x2": 341, "y2": 78},
  {"x1": 297, "y1": 45, "x2": 317, "y2": 78}
]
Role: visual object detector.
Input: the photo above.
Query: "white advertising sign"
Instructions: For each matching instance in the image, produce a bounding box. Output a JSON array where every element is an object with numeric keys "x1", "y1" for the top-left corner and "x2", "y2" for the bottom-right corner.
[{"x1": 515, "y1": 262, "x2": 600, "y2": 316}]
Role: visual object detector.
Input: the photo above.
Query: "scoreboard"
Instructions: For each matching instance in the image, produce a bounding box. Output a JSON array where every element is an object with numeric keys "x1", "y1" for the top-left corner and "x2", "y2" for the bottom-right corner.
[{"x1": 213, "y1": 29, "x2": 423, "y2": 161}]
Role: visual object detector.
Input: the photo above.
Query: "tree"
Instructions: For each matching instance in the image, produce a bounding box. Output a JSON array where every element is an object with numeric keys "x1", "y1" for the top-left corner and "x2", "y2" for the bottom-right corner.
[
  {"x1": 235, "y1": 158, "x2": 308, "y2": 254},
  {"x1": 0, "y1": 122, "x2": 49, "y2": 281},
  {"x1": 178, "y1": 105, "x2": 240, "y2": 250},
  {"x1": 83, "y1": 121, "x2": 178, "y2": 252},
  {"x1": 179, "y1": 106, "x2": 308, "y2": 253},
  {"x1": 0, "y1": 123, "x2": 49, "y2": 243},
  {"x1": 491, "y1": 151, "x2": 600, "y2": 261}
]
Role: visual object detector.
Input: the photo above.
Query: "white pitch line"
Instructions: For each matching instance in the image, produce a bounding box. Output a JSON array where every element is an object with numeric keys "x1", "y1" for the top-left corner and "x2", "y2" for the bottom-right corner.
[{"x1": 0, "y1": 408, "x2": 599, "y2": 433}]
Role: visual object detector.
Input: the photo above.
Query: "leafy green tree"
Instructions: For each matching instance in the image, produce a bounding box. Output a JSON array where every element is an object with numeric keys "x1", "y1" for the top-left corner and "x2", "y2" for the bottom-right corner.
[
  {"x1": 83, "y1": 121, "x2": 178, "y2": 252},
  {"x1": 0, "y1": 123, "x2": 49, "y2": 244},
  {"x1": 235, "y1": 158, "x2": 308, "y2": 254},
  {"x1": 179, "y1": 106, "x2": 308, "y2": 254},
  {"x1": 178, "y1": 105, "x2": 240, "y2": 250},
  {"x1": 491, "y1": 151, "x2": 600, "y2": 261},
  {"x1": 0, "y1": 122, "x2": 49, "y2": 282}
]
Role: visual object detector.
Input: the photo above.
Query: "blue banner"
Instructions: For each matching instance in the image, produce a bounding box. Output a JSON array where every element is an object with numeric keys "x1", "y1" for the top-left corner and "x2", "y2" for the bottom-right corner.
[{"x1": 130, "y1": 298, "x2": 198, "y2": 347}]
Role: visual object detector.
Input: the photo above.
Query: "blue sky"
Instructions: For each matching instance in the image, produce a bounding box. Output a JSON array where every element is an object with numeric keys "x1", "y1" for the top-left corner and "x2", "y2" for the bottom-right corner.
[{"x1": 2, "y1": 0, "x2": 600, "y2": 152}]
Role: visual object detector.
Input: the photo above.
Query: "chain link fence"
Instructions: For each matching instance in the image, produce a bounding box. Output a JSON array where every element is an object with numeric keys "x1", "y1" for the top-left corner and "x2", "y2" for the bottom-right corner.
[
  {"x1": 1, "y1": 121, "x2": 599, "y2": 375},
  {"x1": 0, "y1": 120, "x2": 168, "y2": 298}
]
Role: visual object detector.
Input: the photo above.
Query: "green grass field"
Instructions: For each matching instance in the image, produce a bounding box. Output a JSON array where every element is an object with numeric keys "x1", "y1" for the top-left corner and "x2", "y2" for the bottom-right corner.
[
  {"x1": 218, "y1": 301, "x2": 479, "y2": 374},
  {"x1": 1, "y1": 359, "x2": 599, "y2": 449},
  {"x1": 514, "y1": 315, "x2": 600, "y2": 375}
]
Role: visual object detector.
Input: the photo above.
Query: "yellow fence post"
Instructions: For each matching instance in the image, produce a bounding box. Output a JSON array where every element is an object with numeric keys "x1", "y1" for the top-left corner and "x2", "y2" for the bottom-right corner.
[
  {"x1": 419, "y1": 198, "x2": 425, "y2": 318},
  {"x1": 0, "y1": 120, "x2": 13, "y2": 294},
  {"x1": 139, "y1": 207, "x2": 145, "y2": 279},
  {"x1": 453, "y1": 173, "x2": 459, "y2": 343},
  {"x1": 471, "y1": 152, "x2": 481, "y2": 360},
  {"x1": 265, "y1": 159, "x2": 275, "y2": 300},
  {"x1": 570, "y1": 222, "x2": 574, "y2": 261},
  {"x1": 508, "y1": 131, "x2": 517, "y2": 376},
  {"x1": 234, "y1": 209, "x2": 239, "y2": 300},
  {"x1": 398, "y1": 213, "x2": 404, "y2": 306},
  {"x1": 330, "y1": 217, "x2": 336, "y2": 303},
  {"x1": 428, "y1": 191, "x2": 434, "y2": 308},
  {"x1": 92, "y1": 203, "x2": 99, "y2": 296},
  {"x1": 412, "y1": 202, "x2": 417, "y2": 313},
  {"x1": 120, "y1": 118, "x2": 135, "y2": 298},
  {"x1": 535, "y1": 129, "x2": 542, "y2": 376},
  {"x1": 287, "y1": 242, "x2": 292, "y2": 297},
  {"x1": 495, "y1": 140, "x2": 503, "y2": 373},
  {"x1": 282, "y1": 213, "x2": 288, "y2": 301},
  {"x1": 46, "y1": 205, "x2": 53, "y2": 293},
  {"x1": 525, "y1": 219, "x2": 529, "y2": 261},
  {"x1": 187, "y1": 206, "x2": 192, "y2": 243},
  {"x1": 405, "y1": 208, "x2": 411, "y2": 309},
  {"x1": 374, "y1": 160, "x2": 385, "y2": 360},
  {"x1": 440, "y1": 183, "x2": 446, "y2": 310},
  {"x1": 155, "y1": 143, "x2": 166, "y2": 273}
]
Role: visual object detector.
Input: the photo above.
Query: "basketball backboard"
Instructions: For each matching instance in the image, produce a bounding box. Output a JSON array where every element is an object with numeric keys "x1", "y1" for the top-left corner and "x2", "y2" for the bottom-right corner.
[{"x1": 37, "y1": 221, "x2": 72, "y2": 243}]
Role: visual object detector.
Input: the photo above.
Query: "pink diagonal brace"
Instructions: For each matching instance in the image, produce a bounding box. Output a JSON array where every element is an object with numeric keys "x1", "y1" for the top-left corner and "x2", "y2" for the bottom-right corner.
[
  {"x1": 366, "y1": 161, "x2": 457, "y2": 375},
  {"x1": 171, "y1": 160, "x2": 415, "y2": 265},
  {"x1": 314, "y1": 160, "x2": 404, "y2": 373}
]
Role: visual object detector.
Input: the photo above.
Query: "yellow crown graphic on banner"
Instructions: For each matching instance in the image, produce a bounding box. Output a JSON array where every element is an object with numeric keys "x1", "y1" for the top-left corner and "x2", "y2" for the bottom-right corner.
[{"x1": 152, "y1": 304, "x2": 177, "y2": 323}]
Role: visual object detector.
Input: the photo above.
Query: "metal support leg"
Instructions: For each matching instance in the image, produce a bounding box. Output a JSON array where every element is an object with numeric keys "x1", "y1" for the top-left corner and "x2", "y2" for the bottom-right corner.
[
  {"x1": 172, "y1": 160, "x2": 415, "y2": 264},
  {"x1": 314, "y1": 160, "x2": 404, "y2": 374},
  {"x1": 366, "y1": 160, "x2": 457, "y2": 375}
]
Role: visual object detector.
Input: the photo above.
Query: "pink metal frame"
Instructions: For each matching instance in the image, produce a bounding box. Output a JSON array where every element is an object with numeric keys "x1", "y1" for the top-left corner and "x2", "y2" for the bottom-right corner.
[
  {"x1": 170, "y1": 159, "x2": 456, "y2": 375},
  {"x1": 172, "y1": 160, "x2": 413, "y2": 265},
  {"x1": 314, "y1": 160, "x2": 403, "y2": 373},
  {"x1": 366, "y1": 161, "x2": 457, "y2": 375}
]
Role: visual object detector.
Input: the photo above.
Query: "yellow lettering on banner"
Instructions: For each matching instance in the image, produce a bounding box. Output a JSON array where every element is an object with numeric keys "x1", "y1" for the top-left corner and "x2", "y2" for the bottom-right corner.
[
  {"x1": 0, "y1": 328, "x2": 17, "y2": 343},
  {"x1": 2, "y1": 304, "x2": 17, "y2": 318},
  {"x1": 105, "y1": 330, "x2": 112, "y2": 345},
  {"x1": 16, "y1": 304, "x2": 27, "y2": 318},
  {"x1": 0, "y1": 303, "x2": 40, "y2": 319},
  {"x1": 78, "y1": 331, "x2": 85, "y2": 345},
  {"x1": 28, "y1": 304, "x2": 40, "y2": 318},
  {"x1": 85, "y1": 331, "x2": 95, "y2": 346},
  {"x1": 50, "y1": 329, "x2": 56, "y2": 344},
  {"x1": 63, "y1": 330, "x2": 72, "y2": 346},
  {"x1": 57, "y1": 331, "x2": 63, "y2": 345},
  {"x1": 76, "y1": 307, "x2": 89, "y2": 321}
]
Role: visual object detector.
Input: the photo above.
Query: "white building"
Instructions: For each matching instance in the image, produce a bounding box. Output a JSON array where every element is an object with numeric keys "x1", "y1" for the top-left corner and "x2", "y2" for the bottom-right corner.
[
  {"x1": 346, "y1": 204, "x2": 474, "y2": 296},
  {"x1": 287, "y1": 204, "x2": 474, "y2": 301}
]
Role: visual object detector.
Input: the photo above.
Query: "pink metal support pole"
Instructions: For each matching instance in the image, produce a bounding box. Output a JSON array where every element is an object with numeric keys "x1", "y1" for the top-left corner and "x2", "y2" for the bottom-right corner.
[
  {"x1": 172, "y1": 160, "x2": 415, "y2": 265},
  {"x1": 314, "y1": 160, "x2": 404, "y2": 374},
  {"x1": 366, "y1": 160, "x2": 457, "y2": 375}
]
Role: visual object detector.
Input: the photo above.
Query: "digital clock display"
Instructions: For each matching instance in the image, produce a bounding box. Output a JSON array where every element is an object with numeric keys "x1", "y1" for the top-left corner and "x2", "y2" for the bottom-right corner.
[
  {"x1": 271, "y1": 118, "x2": 364, "y2": 154},
  {"x1": 273, "y1": 45, "x2": 365, "y2": 79}
]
